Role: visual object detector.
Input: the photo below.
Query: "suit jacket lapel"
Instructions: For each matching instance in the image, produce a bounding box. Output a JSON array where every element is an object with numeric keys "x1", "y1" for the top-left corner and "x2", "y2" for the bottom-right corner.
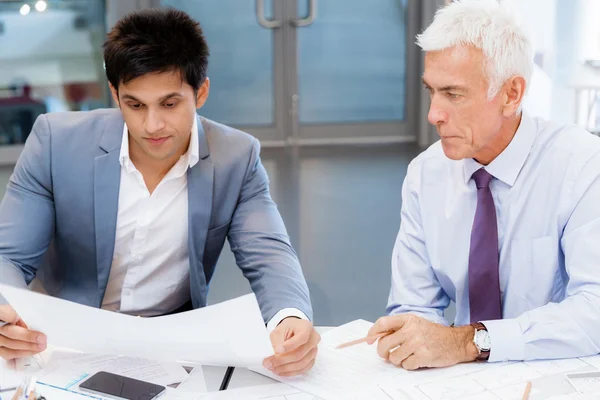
[
  {"x1": 94, "y1": 111, "x2": 123, "y2": 306},
  {"x1": 187, "y1": 116, "x2": 213, "y2": 306}
]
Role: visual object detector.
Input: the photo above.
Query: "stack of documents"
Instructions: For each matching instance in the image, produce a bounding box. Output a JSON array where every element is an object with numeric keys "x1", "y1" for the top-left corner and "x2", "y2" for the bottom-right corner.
[
  {"x1": 379, "y1": 356, "x2": 600, "y2": 399},
  {"x1": 252, "y1": 320, "x2": 401, "y2": 399},
  {"x1": 251, "y1": 320, "x2": 600, "y2": 400},
  {"x1": 2, "y1": 351, "x2": 204, "y2": 399}
]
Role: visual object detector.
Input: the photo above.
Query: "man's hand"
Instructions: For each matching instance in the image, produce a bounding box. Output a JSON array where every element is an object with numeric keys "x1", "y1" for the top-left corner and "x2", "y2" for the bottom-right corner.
[
  {"x1": 262, "y1": 317, "x2": 320, "y2": 377},
  {"x1": 367, "y1": 314, "x2": 479, "y2": 370},
  {"x1": 0, "y1": 304, "x2": 46, "y2": 360}
]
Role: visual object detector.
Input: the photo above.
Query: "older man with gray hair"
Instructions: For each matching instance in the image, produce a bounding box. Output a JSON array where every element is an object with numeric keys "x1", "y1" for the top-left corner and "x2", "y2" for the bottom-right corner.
[{"x1": 368, "y1": 0, "x2": 600, "y2": 370}]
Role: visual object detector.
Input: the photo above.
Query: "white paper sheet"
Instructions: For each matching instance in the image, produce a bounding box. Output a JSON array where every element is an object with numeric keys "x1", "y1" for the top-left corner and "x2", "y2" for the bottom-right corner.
[
  {"x1": 32, "y1": 382, "x2": 97, "y2": 400},
  {"x1": 546, "y1": 395, "x2": 587, "y2": 400},
  {"x1": 38, "y1": 351, "x2": 190, "y2": 387},
  {"x1": 15, "y1": 356, "x2": 44, "y2": 372},
  {"x1": 580, "y1": 354, "x2": 600, "y2": 370},
  {"x1": 566, "y1": 372, "x2": 600, "y2": 396},
  {"x1": 0, "y1": 285, "x2": 273, "y2": 367},
  {"x1": 415, "y1": 376, "x2": 486, "y2": 400},
  {"x1": 391, "y1": 361, "x2": 495, "y2": 387},
  {"x1": 457, "y1": 392, "x2": 500, "y2": 400},
  {"x1": 469, "y1": 363, "x2": 543, "y2": 390},
  {"x1": 194, "y1": 383, "x2": 315, "y2": 399},
  {"x1": 0, "y1": 359, "x2": 23, "y2": 393},
  {"x1": 524, "y1": 358, "x2": 590, "y2": 376},
  {"x1": 175, "y1": 367, "x2": 208, "y2": 393},
  {"x1": 251, "y1": 320, "x2": 404, "y2": 400},
  {"x1": 380, "y1": 353, "x2": 596, "y2": 400},
  {"x1": 491, "y1": 381, "x2": 544, "y2": 400}
]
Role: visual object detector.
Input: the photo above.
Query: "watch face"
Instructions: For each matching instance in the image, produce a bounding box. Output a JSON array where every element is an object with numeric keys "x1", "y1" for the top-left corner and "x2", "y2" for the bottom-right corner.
[{"x1": 475, "y1": 330, "x2": 491, "y2": 351}]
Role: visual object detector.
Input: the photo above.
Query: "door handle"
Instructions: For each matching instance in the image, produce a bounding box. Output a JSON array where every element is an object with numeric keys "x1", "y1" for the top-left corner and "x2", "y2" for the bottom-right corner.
[
  {"x1": 256, "y1": 0, "x2": 281, "y2": 29},
  {"x1": 292, "y1": 0, "x2": 316, "y2": 27}
]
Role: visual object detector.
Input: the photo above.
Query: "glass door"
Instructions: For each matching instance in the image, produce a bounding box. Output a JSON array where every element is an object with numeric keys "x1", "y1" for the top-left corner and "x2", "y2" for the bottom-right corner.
[
  {"x1": 158, "y1": 0, "x2": 287, "y2": 144},
  {"x1": 291, "y1": 0, "x2": 418, "y2": 145},
  {"x1": 145, "y1": 0, "x2": 419, "y2": 146}
]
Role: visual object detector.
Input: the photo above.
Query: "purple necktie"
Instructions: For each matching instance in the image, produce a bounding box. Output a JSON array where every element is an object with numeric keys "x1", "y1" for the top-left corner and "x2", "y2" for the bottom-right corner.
[{"x1": 468, "y1": 168, "x2": 502, "y2": 322}]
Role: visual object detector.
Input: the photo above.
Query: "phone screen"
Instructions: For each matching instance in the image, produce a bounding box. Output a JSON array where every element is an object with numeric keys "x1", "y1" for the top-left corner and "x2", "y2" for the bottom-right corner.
[{"x1": 79, "y1": 371, "x2": 166, "y2": 400}]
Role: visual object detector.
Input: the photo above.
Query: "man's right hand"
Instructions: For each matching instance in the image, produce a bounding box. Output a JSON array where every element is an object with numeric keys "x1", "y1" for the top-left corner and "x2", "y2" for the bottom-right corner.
[{"x1": 0, "y1": 304, "x2": 46, "y2": 360}]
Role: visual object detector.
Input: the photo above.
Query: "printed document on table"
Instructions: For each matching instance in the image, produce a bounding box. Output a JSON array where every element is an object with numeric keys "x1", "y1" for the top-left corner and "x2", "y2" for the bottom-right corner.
[
  {"x1": 39, "y1": 351, "x2": 190, "y2": 387},
  {"x1": 194, "y1": 383, "x2": 318, "y2": 399},
  {"x1": 380, "y1": 355, "x2": 599, "y2": 400},
  {"x1": 251, "y1": 320, "x2": 406, "y2": 400}
]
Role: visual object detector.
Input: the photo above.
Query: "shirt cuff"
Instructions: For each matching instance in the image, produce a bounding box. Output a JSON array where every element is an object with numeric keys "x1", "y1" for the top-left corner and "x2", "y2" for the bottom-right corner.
[
  {"x1": 266, "y1": 308, "x2": 310, "y2": 333},
  {"x1": 481, "y1": 318, "x2": 525, "y2": 362},
  {"x1": 390, "y1": 311, "x2": 450, "y2": 327}
]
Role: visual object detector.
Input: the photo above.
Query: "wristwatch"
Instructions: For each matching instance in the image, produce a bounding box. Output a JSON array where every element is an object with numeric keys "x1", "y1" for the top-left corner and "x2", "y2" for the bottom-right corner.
[{"x1": 471, "y1": 322, "x2": 491, "y2": 361}]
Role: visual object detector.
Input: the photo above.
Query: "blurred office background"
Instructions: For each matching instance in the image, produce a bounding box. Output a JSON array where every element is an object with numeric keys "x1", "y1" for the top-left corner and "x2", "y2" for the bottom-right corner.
[{"x1": 0, "y1": 0, "x2": 599, "y2": 325}]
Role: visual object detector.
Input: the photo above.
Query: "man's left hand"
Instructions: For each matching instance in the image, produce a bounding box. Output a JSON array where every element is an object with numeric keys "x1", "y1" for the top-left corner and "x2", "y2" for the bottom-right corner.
[
  {"x1": 263, "y1": 318, "x2": 320, "y2": 377},
  {"x1": 367, "y1": 314, "x2": 479, "y2": 370}
]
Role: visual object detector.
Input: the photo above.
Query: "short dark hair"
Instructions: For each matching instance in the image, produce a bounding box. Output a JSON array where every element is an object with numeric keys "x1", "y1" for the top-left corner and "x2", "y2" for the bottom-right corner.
[{"x1": 103, "y1": 8, "x2": 209, "y2": 92}]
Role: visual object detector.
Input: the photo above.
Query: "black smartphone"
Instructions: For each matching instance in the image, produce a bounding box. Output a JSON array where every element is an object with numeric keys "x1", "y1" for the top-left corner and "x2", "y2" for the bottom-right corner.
[{"x1": 78, "y1": 371, "x2": 166, "y2": 400}]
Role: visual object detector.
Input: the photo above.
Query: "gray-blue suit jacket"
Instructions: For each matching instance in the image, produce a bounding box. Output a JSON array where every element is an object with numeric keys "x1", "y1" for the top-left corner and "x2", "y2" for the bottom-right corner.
[{"x1": 0, "y1": 108, "x2": 312, "y2": 323}]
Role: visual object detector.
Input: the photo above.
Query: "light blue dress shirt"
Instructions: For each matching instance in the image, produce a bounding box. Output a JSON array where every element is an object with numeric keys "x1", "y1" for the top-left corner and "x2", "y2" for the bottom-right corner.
[{"x1": 388, "y1": 112, "x2": 600, "y2": 362}]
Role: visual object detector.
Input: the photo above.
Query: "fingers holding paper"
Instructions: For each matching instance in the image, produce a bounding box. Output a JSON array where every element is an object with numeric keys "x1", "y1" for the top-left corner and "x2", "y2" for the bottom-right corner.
[
  {"x1": 263, "y1": 317, "x2": 320, "y2": 377},
  {"x1": 0, "y1": 304, "x2": 47, "y2": 360},
  {"x1": 368, "y1": 314, "x2": 476, "y2": 370}
]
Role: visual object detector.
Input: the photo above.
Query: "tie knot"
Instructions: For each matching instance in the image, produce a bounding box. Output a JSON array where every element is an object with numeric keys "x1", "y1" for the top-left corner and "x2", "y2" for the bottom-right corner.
[{"x1": 472, "y1": 168, "x2": 493, "y2": 189}]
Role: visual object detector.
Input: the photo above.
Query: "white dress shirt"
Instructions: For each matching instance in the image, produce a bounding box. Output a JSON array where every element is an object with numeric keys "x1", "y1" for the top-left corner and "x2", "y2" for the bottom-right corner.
[
  {"x1": 102, "y1": 119, "x2": 307, "y2": 328},
  {"x1": 389, "y1": 112, "x2": 600, "y2": 362},
  {"x1": 101, "y1": 119, "x2": 199, "y2": 316}
]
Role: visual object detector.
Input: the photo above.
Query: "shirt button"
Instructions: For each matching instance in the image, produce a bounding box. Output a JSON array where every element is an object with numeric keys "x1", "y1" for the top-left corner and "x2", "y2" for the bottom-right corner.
[
  {"x1": 123, "y1": 289, "x2": 132, "y2": 296},
  {"x1": 132, "y1": 254, "x2": 142, "y2": 262}
]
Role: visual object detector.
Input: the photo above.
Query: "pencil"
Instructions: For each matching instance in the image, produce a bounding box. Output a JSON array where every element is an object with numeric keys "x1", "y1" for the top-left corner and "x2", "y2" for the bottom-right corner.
[
  {"x1": 522, "y1": 381, "x2": 532, "y2": 400},
  {"x1": 336, "y1": 330, "x2": 394, "y2": 350},
  {"x1": 219, "y1": 366, "x2": 235, "y2": 391}
]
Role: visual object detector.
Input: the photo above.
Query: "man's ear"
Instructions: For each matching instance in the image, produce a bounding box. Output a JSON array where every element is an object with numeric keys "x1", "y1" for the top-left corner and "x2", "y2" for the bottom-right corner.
[
  {"x1": 195, "y1": 78, "x2": 210, "y2": 109},
  {"x1": 109, "y1": 83, "x2": 119, "y2": 106},
  {"x1": 501, "y1": 76, "x2": 526, "y2": 117}
]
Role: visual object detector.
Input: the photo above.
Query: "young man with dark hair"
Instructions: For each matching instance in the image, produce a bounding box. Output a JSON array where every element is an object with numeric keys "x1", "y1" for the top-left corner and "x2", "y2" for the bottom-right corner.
[{"x1": 0, "y1": 8, "x2": 318, "y2": 377}]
